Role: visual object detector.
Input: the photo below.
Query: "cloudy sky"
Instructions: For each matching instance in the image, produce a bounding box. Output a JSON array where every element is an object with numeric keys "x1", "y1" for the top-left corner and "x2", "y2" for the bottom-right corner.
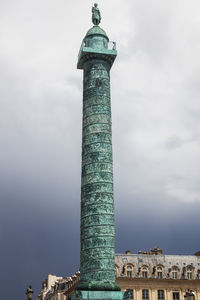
[{"x1": 1, "y1": 0, "x2": 200, "y2": 299}]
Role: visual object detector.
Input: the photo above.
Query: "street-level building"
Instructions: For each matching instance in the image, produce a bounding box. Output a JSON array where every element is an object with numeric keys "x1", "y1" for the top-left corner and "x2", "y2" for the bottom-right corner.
[
  {"x1": 38, "y1": 249, "x2": 200, "y2": 300},
  {"x1": 38, "y1": 273, "x2": 79, "y2": 300},
  {"x1": 115, "y1": 248, "x2": 200, "y2": 300},
  {"x1": 38, "y1": 274, "x2": 63, "y2": 300}
]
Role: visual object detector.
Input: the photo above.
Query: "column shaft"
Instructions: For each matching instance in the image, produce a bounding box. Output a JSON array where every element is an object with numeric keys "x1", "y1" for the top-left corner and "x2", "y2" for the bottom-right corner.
[{"x1": 80, "y1": 59, "x2": 116, "y2": 289}]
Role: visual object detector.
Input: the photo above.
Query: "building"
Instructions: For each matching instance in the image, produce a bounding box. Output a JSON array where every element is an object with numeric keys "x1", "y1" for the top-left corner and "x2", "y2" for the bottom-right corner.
[
  {"x1": 38, "y1": 273, "x2": 80, "y2": 300},
  {"x1": 115, "y1": 248, "x2": 200, "y2": 300},
  {"x1": 38, "y1": 249, "x2": 200, "y2": 300},
  {"x1": 38, "y1": 274, "x2": 63, "y2": 300}
]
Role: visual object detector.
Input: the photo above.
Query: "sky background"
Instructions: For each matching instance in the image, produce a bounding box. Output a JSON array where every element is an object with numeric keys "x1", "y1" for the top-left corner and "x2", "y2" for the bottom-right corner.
[{"x1": 1, "y1": 1, "x2": 200, "y2": 299}]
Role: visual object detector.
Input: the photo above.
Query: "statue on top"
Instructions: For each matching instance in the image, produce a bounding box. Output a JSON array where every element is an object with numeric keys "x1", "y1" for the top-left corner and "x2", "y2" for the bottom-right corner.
[{"x1": 92, "y1": 3, "x2": 101, "y2": 25}]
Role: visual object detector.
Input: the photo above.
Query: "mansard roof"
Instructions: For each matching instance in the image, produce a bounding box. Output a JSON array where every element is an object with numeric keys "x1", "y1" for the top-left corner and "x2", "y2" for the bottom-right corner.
[{"x1": 115, "y1": 251, "x2": 200, "y2": 278}]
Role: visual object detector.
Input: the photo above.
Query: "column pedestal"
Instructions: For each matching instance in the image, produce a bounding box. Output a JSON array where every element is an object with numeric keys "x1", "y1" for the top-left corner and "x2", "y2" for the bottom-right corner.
[{"x1": 70, "y1": 290, "x2": 129, "y2": 300}]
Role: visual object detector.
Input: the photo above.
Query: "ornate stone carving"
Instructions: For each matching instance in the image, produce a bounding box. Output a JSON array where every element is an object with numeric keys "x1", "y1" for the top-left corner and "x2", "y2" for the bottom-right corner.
[{"x1": 77, "y1": 4, "x2": 119, "y2": 294}]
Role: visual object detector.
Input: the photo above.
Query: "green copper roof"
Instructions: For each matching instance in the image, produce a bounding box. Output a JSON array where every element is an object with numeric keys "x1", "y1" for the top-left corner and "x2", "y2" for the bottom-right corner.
[{"x1": 85, "y1": 25, "x2": 108, "y2": 39}]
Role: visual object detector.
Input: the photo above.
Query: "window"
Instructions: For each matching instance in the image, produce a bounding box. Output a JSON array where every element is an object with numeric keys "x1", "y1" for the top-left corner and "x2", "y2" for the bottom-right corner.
[
  {"x1": 173, "y1": 292, "x2": 179, "y2": 300},
  {"x1": 157, "y1": 267, "x2": 163, "y2": 279},
  {"x1": 171, "y1": 266, "x2": 179, "y2": 279},
  {"x1": 127, "y1": 265, "x2": 133, "y2": 277},
  {"x1": 187, "y1": 267, "x2": 192, "y2": 279},
  {"x1": 142, "y1": 267, "x2": 148, "y2": 278},
  {"x1": 127, "y1": 289, "x2": 133, "y2": 299},
  {"x1": 172, "y1": 270, "x2": 177, "y2": 279},
  {"x1": 158, "y1": 290, "x2": 165, "y2": 300},
  {"x1": 142, "y1": 289, "x2": 149, "y2": 300}
]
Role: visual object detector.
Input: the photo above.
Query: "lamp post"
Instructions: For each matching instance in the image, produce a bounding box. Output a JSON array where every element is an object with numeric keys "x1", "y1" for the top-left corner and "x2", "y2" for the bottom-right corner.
[{"x1": 26, "y1": 285, "x2": 34, "y2": 300}]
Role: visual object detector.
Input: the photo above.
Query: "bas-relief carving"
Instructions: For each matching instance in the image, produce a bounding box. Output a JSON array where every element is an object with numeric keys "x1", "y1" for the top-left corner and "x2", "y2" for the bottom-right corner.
[
  {"x1": 81, "y1": 226, "x2": 114, "y2": 238},
  {"x1": 83, "y1": 114, "x2": 111, "y2": 127},
  {"x1": 89, "y1": 69, "x2": 109, "y2": 77},
  {"x1": 81, "y1": 213, "x2": 114, "y2": 227},
  {"x1": 81, "y1": 184, "x2": 113, "y2": 198},
  {"x1": 85, "y1": 61, "x2": 109, "y2": 72},
  {"x1": 84, "y1": 77, "x2": 109, "y2": 89},
  {"x1": 83, "y1": 96, "x2": 110, "y2": 109},
  {"x1": 82, "y1": 172, "x2": 113, "y2": 185},
  {"x1": 83, "y1": 123, "x2": 111, "y2": 136},
  {"x1": 81, "y1": 260, "x2": 115, "y2": 272},
  {"x1": 82, "y1": 170, "x2": 113, "y2": 181},
  {"x1": 82, "y1": 247, "x2": 115, "y2": 258},
  {"x1": 83, "y1": 87, "x2": 110, "y2": 98},
  {"x1": 82, "y1": 160, "x2": 112, "y2": 168},
  {"x1": 81, "y1": 208, "x2": 114, "y2": 220},
  {"x1": 81, "y1": 236, "x2": 115, "y2": 249},
  {"x1": 83, "y1": 105, "x2": 111, "y2": 118},
  {"x1": 83, "y1": 132, "x2": 112, "y2": 145},
  {"x1": 79, "y1": 22, "x2": 118, "y2": 289},
  {"x1": 82, "y1": 162, "x2": 112, "y2": 175},
  {"x1": 82, "y1": 142, "x2": 112, "y2": 154},
  {"x1": 81, "y1": 193, "x2": 113, "y2": 205},
  {"x1": 84, "y1": 74, "x2": 109, "y2": 89}
]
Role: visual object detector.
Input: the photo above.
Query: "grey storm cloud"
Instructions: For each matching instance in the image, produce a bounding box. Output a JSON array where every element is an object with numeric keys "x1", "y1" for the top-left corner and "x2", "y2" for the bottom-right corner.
[{"x1": 1, "y1": 1, "x2": 200, "y2": 300}]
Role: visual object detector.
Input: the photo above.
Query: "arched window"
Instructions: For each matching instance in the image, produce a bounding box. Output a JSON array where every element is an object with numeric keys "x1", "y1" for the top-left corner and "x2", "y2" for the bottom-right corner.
[
  {"x1": 172, "y1": 269, "x2": 178, "y2": 279},
  {"x1": 142, "y1": 267, "x2": 148, "y2": 278},
  {"x1": 187, "y1": 266, "x2": 193, "y2": 279},
  {"x1": 171, "y1": 266, "x2": 179, "y2": 279},
  {"x1": 154, "y1": 265, "x2": 164, "y2": 279},
  {"x1": 157, "y1": 267, "x2": 163, "y2": 279},
  {"x1": 126, "y1": 265, "x2": 133, "y2": 277},
  {"x1": 139, "y1": 265, "x2": 149, "y2": 278}
]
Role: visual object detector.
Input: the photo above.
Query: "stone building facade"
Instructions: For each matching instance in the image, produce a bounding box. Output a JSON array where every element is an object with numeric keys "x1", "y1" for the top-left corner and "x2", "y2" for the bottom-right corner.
[
  {"x1": 115, "y1": 248, "x2": 200, "y2": 300},
  {"x1": 38, "y1": 249, "x2": 200, "y2": 300},
  {"x1": 38, "y1": 273, "x2": 80, "y2": 300}
]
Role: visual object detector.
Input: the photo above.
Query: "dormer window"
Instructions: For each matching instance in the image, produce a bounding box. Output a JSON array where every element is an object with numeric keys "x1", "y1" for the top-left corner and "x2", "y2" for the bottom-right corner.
[
  {"x1": 157, "y1": 267, "x2": 163, "y2": 279},
  {"x1": 187, "y1": 267, "x2": 192, "y2": 279},
  {"x1": 172, "y1": 270, "x2": 178, "y2": 279},
  {"x1": 142, "y1": 267, "x2": 148, "y2": 278},
  {"x1": 126, "y1": 265, "x2": 133, "y2": 277},
  {"x1": 154, "y1": 265, "x2": 164, "y2": 279},
  {"x1": 170, "y1": 266, "x2": 180, "y2": 280}
]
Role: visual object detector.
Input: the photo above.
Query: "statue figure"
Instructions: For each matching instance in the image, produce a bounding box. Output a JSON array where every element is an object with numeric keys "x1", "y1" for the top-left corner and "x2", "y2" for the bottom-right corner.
[
  {"x1": 92, "y1": 3, "x2": 101, "y2": 25},
  {"x1": 26, "y1": 285, "x2": 34, "y2": 300},
  {"x1": 184, "y1": 290, "x2": 195, "y2": 300}
]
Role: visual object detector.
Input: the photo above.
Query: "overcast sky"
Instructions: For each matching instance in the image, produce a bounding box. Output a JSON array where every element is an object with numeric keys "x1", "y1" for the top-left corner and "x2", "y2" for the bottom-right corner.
[{"x1": 1, "y1": 1, "x2": 200, "y2": 299}]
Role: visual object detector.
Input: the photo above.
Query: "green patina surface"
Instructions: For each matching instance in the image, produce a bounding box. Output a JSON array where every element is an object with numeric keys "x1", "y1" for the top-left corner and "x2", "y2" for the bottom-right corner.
[
  {"x1": 77, "y1": 21, "x2": 118, "y2": 291},
  {"x1": 75, "y1": 4, "x2": 127, "y2": 299},
  {"x1": 70, "y1": 290, "x2": 130, "y2": 300}
]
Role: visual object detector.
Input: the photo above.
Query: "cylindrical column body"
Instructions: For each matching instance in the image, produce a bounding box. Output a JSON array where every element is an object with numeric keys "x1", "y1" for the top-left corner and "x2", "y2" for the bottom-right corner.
[
  {"x1": 77, "y1": 24, "x2": 118, "y2": 291},
  {"x1": 80, "y1": 58, "x2": 115, "y2": 288}
]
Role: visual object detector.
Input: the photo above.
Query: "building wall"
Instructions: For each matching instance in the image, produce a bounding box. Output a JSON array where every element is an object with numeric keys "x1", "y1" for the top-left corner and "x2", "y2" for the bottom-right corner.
[
  {"x1": 115, "y1": 251, "x2": 200, "y2": 300},
  {"x1": 117, "y1": 277, "x2": 200, "y2": 300},
  {"x1": 38, "y1": 252, "x2": 200, "y2": 300}
]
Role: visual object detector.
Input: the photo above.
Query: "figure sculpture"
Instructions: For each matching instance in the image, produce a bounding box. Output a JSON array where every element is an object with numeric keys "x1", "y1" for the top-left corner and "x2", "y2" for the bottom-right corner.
[
  {"x1": 26, "y1": 285, "x2": 34, "y2": 300},
  {"x1": 92, "y1": 3, "x2": 101, "y2": 25}
]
